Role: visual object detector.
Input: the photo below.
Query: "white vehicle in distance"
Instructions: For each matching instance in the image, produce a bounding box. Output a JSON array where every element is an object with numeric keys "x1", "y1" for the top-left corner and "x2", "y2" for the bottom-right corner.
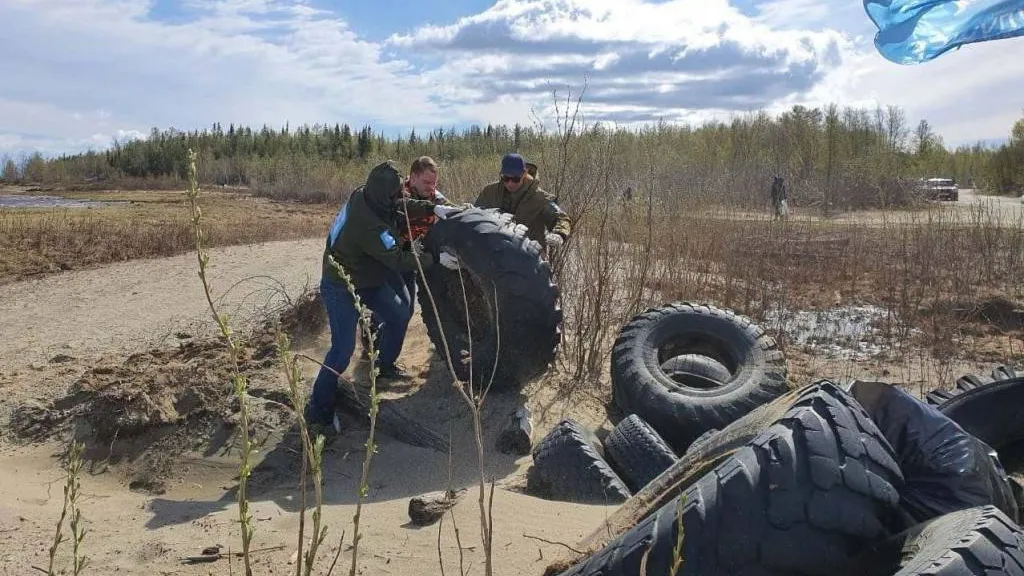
[{"x1": 918, "y1": 177, "x2": 959, "y2": 201}]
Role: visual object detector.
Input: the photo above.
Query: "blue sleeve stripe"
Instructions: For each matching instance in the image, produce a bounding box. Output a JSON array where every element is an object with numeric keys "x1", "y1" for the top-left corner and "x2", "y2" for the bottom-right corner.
[{"x1": 328, "y1": 203, "x2": 349, "y2": 246}]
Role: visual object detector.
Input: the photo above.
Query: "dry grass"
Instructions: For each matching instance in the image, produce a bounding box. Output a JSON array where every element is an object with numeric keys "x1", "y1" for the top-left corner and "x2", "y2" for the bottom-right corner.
[
  {"x1": 0, "y1": 186, "x2": 331, "y2": 283},
  {"x1": 5, "y1": 133, "x2": 1024, "y2": 387},
  {"x1": 522, "y1": 103, "x2": 1024, "y2": 393},
  {"x1": 551, "y1": 197, "x2": 1024, "y2": 387}
]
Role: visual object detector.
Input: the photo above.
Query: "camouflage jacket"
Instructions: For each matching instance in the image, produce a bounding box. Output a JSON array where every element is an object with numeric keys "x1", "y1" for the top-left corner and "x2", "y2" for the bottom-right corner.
[{"x1": 474, "y1": 176, "x2": 571, "y2": 247}]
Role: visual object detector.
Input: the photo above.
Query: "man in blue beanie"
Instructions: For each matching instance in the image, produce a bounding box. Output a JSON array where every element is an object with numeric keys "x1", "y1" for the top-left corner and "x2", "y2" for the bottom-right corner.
[{"x1": 474, "y1": 153, "x2": 571, "y2": 251}]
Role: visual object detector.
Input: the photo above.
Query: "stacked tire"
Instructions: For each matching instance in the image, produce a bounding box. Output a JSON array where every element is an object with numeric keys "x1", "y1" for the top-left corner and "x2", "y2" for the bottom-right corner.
[
  {"x1": 547, "y1": 378, "x2": 1024, "y2": 576},
  {"x1": 609, "y1": 302, "x2": 790, "y2": 456},
  {"x1": 528, "y1": 302, "x2": 791, "y2": 505},
  {"x1": 526, "y1": 419, "x2": 631, "y2": 505},
  {"x1": 845, "y1": 505, "x2": 1024, "y2": 576},
  {"x1": 533, "y1": 302, "x2": 1024, "y2": 575},
  {"x1": 924, "y1": 364, "x2": 1018, "y2": 407},
  {"x1": 554, "y1": 381, "x2": 908, "y2": 576}
]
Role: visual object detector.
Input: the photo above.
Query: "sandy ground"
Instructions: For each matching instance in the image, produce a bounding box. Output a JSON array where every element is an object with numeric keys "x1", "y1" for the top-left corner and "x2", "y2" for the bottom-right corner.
[
  {"x1": 2, "y1": 193, "x2": 1021, "y2": 575},
  {"x1": 834, "y1": 188, "x2": 1024, "y2": 226},
  {"x1": 0, "y1": 238, "x2": 614, "y2": 576}
]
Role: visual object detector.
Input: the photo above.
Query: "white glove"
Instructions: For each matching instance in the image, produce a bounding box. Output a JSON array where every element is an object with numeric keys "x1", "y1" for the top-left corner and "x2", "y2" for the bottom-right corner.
[
  {"x1": 545, "y1": 233, "x2": 564, "y2": 249},
  {"x1": 433, "y1": 205, "x2": 462, "y2": 219},
  {"x1": 438, "y1": 251, "x2": 460, "y2": 270}
]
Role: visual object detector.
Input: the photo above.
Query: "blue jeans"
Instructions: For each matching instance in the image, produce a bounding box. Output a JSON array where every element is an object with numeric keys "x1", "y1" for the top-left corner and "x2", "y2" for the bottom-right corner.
[
  {"x1": 305, "y1": 274, "x2": 412, "y2": 426},
  {"x1": 366, "y1": 271, "x2": 417, "y2": 340},
  {"x1": 403, "y1": 271, "x2": 417, "y2": 317}
]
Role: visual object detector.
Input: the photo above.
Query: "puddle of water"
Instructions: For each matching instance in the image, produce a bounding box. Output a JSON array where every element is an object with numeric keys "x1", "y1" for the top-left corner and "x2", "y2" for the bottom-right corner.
[
  {"x1": 0, "y1": 195, "x2": 126, "y2": 209},
  {"x1": 765, "y1": 305, "x2": 918, "y2": 360}
]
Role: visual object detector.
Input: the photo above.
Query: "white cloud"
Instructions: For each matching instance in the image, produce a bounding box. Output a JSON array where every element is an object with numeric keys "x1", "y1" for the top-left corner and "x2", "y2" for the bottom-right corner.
[
  {"x1": 0, "y1": 0, "x2": 448, "y2": 156},
  {"x1": 387, "y1": 0, "x2": 852, "y2": 127},
  {"x1": 1, "y1": 0, "x2": 1023, "y2": 157}
]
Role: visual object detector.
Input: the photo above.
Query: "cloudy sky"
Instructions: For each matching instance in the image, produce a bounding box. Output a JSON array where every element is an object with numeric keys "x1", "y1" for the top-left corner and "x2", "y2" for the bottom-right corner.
[{"x1": 2, "y1": 0, "x2": 1022, "y2": 158}]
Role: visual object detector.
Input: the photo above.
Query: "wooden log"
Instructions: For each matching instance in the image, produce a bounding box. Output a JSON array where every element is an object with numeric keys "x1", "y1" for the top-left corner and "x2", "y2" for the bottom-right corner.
[
  {"x1": 408, "y1": 488, "x2": 466, "y2": 526},
  {"x1": 496, "y1": 405, "x2": 533, "y2": 455},
  {"x1": 336, "y1": 380, "x2": 450, "y2": 454}
]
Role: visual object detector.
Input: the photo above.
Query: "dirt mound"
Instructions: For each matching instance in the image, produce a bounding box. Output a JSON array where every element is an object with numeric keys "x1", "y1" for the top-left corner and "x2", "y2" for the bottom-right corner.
[
  {"x1": 267, "y1": 288, "x2": 327, "y2": 346},
  {"x1": 7, "y1": 290, "x2": 325, "y2": 488},
  {"x1": 917, "y1": 295, "x2": 1024, "y2": 333}
]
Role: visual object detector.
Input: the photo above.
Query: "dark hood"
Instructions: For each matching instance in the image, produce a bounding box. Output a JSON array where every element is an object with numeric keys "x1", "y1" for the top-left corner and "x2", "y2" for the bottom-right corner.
[{"x1": 363, "y1": 160, "x2": 403, "y2": 221}]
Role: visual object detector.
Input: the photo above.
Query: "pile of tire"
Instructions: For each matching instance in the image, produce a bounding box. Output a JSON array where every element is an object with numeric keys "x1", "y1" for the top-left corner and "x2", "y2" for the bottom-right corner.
[
  {"x1": 543, "y1": 375, "x2": 1024, "y2": 576},
  {"x1": 526, "y1": 302, "x2": 1024, "y2": 575},
  {"x1": 527, "y1": 302, "x2": 791, "y2": 504}
]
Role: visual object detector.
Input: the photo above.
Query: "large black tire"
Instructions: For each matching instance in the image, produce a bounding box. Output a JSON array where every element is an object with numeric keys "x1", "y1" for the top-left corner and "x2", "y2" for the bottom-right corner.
[
  {"x1": 922, "y1": 366, "x2": 1020, "y2": 408},
  {"x1": 843, "y1": 505, "x2": 1024, "y2": 576},
  {"x1": 938, "y1": 376, "x2": 1024, "y2": 452},
  {"x1": 527, "y1": 419, "x2": 631, "y2": 504},
  {"x1": 849, "y1": 379, "x2": 1019, "y2": 525},
  {"x1": 418, "y1": 207, "x2": 561, "y2": 390},
  {"x1": 611, "y1": 302, "x2": 789, "y2": 453},
  {"x1": 925, "y1": 373, "x2": 992, "y2": 406},
  {"x1": 992, "y1": 364, "x2": 1019, "y2": 381},
  {"x1": 552, "y1": 381, "x2": 905, "y2": 576},
  {"x1": 604, "y1": 415, "x2": 678, "y2": 493}
]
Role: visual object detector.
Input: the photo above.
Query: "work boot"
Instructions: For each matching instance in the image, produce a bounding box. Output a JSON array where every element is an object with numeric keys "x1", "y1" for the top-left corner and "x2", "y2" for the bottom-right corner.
[
  {"x1": 376, "y1": 363, "x2": 413, "y2": 381},
  {"x1": 307, "y1": 412, "x2": 344, "y2": 446}
]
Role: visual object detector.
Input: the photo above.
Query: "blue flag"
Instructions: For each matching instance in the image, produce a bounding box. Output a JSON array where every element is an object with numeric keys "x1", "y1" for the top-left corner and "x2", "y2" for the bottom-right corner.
[{"x1": 864, "y1": 0, "x2": 1024, "y2": 64}]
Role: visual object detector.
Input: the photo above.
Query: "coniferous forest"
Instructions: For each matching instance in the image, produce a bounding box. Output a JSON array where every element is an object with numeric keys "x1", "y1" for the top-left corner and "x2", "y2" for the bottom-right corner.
[{"x1": 3, "y1": 102, "x2": 1023, "y2": 210}]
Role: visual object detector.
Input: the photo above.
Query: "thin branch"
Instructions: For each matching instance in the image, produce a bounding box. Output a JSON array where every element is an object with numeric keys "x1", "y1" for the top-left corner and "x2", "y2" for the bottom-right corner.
[
  {"x1": 521, "y1": 535, "x2": 587, "y2": 555},
  {"x1": 324, "y1": 530, "x2": 346, "y2": 576}
]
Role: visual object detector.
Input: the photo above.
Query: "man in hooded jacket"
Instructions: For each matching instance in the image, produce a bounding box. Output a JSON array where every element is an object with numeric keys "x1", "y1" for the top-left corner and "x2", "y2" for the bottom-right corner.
[{"x1": 305, "y1": 160, "x2": 456, "y2": 437}]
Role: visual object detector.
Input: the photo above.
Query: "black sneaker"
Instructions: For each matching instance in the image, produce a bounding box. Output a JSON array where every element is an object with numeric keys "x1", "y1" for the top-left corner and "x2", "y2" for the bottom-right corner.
[
  {"x1": 307, "y1": 413, "x2": 343, "y2": 446},
  {"x1": 376, "y1": 363, "x2": 412, "y2": 381}
]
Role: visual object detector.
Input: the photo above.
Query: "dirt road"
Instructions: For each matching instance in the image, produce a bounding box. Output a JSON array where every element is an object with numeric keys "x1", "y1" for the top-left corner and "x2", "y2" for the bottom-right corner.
[
  {"x1": 0, "y1": 238, "x2": 324, "y2": 410},
  {"x1": 706, "y1": 188, "x2": 1024, "y2": 227},
  {"x1": 954, "y1": 188, "x2": 1024, "y2": 220},
  {"x1": 0, "y1": 238, "x2": 613, "y2": 576}
]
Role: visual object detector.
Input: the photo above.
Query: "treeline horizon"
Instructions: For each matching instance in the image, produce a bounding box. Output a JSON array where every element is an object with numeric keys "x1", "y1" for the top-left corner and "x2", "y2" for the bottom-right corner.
[{"x1": 2, "y1": 101, "x2": 1022, "y2": 210}]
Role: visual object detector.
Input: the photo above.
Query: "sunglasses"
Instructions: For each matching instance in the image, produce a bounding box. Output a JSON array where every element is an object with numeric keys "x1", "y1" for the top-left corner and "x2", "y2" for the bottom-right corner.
[{"x1": 501, "y1": 175, "x2": 522, "y2": 183}]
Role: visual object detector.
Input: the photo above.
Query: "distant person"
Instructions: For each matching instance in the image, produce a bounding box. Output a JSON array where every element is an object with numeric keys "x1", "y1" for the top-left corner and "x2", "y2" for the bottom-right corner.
[
  {"x1": 524, "y1": 162, "x2": 539, "y2": 180},
  {"x1": 770, "y1": 176, "x2": 789, "y2": 221},
  {"x1": 473, "y1": 153, "x2": 571, "y2": 253},
  {"x1": 307, "y1": 160, "x2": 450, "y2": 440}
]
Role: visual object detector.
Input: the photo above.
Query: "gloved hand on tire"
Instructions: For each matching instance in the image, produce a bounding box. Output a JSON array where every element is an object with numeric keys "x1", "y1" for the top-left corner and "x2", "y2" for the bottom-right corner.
[
  {"x1": 410, "y1": 239, "x2": 435, "y2": 268},
  {"x1": 438, "y1": 251, "x2": 460, "y2": 270},
  {"x1": 545, "y1": 232, "x2": 565, "y2": 249},
  {"x1": 433, "y1": 205, "x2": 469, "y2": 219}
]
